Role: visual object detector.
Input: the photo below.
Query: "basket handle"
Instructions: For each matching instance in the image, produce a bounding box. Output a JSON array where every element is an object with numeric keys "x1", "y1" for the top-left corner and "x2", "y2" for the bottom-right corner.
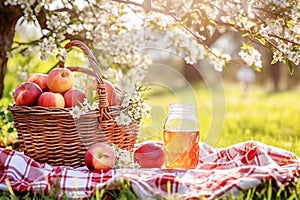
[
  {"x1": 66, "y1": 66, "x2": 96, "y2": 78},
  {"x1": 62, "y1": 40, "x2": 110, "y2": 109}
]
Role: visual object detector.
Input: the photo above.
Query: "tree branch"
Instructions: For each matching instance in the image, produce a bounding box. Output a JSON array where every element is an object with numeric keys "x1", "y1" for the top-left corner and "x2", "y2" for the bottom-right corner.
[{"x1": 110, "y1": 0, "x2": 176, "y2": 15}]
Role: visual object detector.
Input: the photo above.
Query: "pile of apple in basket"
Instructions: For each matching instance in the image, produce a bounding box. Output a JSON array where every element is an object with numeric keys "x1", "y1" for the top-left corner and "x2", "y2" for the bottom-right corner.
[
  {"x1": 12, "y1": 41, "x2": 163, "y2": 170},
  {"x1": 13, "y1": 67, "x2": 120, "y2": 109}
]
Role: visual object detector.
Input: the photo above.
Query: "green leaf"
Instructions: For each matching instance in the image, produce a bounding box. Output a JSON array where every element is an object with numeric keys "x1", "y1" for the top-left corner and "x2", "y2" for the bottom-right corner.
[
  {"x1": 286, "y1": 20, "x2": 294, "y2": 28},
  {"x1": 241, "y1": 42, "x2": 252, "y2": 50},
  {"x1": 271, "y1": 59, "x2": 278, "y2": 65},
  {"x1": 252, "y1": 65, "x2": 261, "y2": 72},
  {"x1": 109, "y1": 17, "x2": 116, "y2": 23},
  {"x1": 208, "y1": 19, "x2": 217, "y2": 26},
  {"x1": 288, "y1": 60, "x2": 294, "y2": 75},
  {"x1": 256, "y1": 37, "x2": 266, "y2": 46},
  {"x1": 242, "y1": 32, "x2": 249, "y2": 37}
]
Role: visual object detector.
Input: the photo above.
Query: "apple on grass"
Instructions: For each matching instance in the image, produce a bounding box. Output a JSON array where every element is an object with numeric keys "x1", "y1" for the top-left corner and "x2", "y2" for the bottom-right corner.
[
  {"x1": 38, "y1": 92, "x2": 65, "y2": 108},
  {"x1": 63, "y1": 88, "x2": 86, "y2": 108},
  {"x1": 47, "y1": 68, "x2": 74, "y2": 93},
  {"x1": 27, "y1": 73, "x2": 49, "y2": 91},
  {"x1": 14, "y1": 82, "x2": 42, "y2": 106},
  {"x1": 134, "y1": 142, "x2": 165, "y2": 168},
  {"x1": 85, "y1": 143, "x2": 116, "y2": 171}
]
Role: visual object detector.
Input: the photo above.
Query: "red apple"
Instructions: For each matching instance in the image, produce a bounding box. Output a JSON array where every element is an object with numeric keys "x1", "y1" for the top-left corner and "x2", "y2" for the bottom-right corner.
[
  {"x1": 38, "y1": 92, "x2": 65, "y2": 108},
  {"x1": 27, "y1": 73, "x2": 49, "y2": 91},
  {"x1": 84, "y1": 79, "x2": 117, "y2": 106},
  {"x1": 85, "y1": 143, "x2": 116, "y2": 171},
  {"x1": 113, "y1": 91, "x2": 122, "y2": 106},
  {"x1": 103, "y1": 80, "x2": 117, "y2": 106},
  {"x1": 47, "y1": 68, "x2": 74, "y2": 93},
  {"x1": 63, "y1": 88, "x2": 86, "y2": 108},
  {"x1": 134, "y1": 142, "x2": 165, "y2": 168},
  {"x1": 14, "y1": 82, "x2": 42, "y2": 106}
]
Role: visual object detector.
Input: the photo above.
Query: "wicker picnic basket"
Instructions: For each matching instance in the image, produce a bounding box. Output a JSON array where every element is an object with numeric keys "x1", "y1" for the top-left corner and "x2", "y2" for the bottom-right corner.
[{"x1": 8, "y1": 40, "x2": 139, "y2": 168}]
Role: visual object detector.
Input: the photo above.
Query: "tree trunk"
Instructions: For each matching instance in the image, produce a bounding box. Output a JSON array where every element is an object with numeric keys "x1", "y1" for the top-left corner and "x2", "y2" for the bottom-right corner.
[
  {"x1": 271, "y1": 62, "x2": 281, "y2": 91},
  {"x1": 0, "y1": 1, "x2": 22, "y2": 98}
]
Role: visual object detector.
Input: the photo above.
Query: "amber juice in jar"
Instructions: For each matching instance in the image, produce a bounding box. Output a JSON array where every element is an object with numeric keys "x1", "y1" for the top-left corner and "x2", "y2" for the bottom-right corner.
[{"x1": 163, "y1": 103, "x2": 200, "y2": 169}]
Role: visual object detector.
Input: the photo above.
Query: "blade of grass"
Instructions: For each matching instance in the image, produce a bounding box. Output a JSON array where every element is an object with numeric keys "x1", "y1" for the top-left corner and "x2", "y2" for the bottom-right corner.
[
  {"x1": 95, "y1": 188, "x2": 105, "y2": 200},
  {"x1": 267, "y1": 179, "x2": 272, "y2": 200},
  {"x1": 5, "y1": 179, "x2": 17, "y2": 200},
  {"x1": 286, "y1": 193, "x2": 297, "y2": 200}
]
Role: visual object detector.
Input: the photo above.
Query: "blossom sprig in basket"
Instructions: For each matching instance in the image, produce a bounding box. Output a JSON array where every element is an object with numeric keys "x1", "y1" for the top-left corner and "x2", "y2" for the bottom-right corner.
[
  {"x1": 115, "y1": 86, "x2": 151, "y2": 126},
  {"x1": 67, "y1": 40, "x2": 152, "y2": 129},
  {"x1": 69, "y1": 85, "x2": 151, "y2": 127}
]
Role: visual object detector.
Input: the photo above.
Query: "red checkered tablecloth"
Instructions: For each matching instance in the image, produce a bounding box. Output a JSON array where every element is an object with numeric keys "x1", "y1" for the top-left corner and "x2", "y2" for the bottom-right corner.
[{"x1": 0, "y1": 140, "x2": 299, "y2": 199}]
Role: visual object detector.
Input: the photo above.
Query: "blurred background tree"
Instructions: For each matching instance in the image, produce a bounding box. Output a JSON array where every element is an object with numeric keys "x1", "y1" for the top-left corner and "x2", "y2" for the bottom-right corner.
[{"x1": 1, "y1": 0, "x2": 300, "y2": 99}]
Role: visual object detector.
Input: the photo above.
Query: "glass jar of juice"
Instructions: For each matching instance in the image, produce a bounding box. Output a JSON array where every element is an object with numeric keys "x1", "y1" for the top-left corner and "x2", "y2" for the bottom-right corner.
[{"x1": 163, "y1": 103, "x2": 200, "y2": 169}]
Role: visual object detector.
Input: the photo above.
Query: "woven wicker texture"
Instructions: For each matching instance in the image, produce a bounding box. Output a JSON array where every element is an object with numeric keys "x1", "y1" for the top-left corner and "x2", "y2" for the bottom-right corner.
[{"x1": 9, "y1": 40, "x2": 138, "y2": 168}]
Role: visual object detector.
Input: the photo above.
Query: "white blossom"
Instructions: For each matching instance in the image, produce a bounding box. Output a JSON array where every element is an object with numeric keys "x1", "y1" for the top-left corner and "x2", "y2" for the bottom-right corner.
[
  {"x1": 82, "y1": 98, "x2": 88, "y2": 107},
  {"x1": 89, "y1": 102, "x2": 99, "y2": 111},
  {"x1": 69, "y1": 101, "x2": 98, "y2": 119},
  {"x1": 209, "y1": 49, "x2": 231, "y2": 72},
  {"x1": 273, "y1": 50, "x2": 283, "y2": 63},
  {"x1": 69, "y1": 106, "x2": 84, "y2": 119},
  {"x1": 239, "y1": 46, "x2": 262, "y2": 68},
  {"x1": 115, "y1": 112, "x2": 132, "y2": 126},
  {"x1": 112, "y1": 145, "x2": 140, "y2": 169}
]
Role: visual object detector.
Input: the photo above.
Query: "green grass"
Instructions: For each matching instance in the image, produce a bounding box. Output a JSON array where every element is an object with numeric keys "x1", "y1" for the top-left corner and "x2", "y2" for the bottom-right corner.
[
  {"x1": 140, "y1": 82, "x2": 300, "y2": 156},
  {"x1": 1, "y1": 80, "x2": 300, "y2": 199},
  {"x1": 1, "y1": 176, "x2": 300, "y2": 199},
  {"x1": 217, "y1": 85, "x2": 300, "y2": 155}
]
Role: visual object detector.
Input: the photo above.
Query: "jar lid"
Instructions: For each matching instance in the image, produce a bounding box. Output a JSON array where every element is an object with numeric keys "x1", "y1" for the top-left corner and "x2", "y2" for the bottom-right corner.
[{"x1": 168, "y1": 103, "x2": 195, "y2": 114}]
